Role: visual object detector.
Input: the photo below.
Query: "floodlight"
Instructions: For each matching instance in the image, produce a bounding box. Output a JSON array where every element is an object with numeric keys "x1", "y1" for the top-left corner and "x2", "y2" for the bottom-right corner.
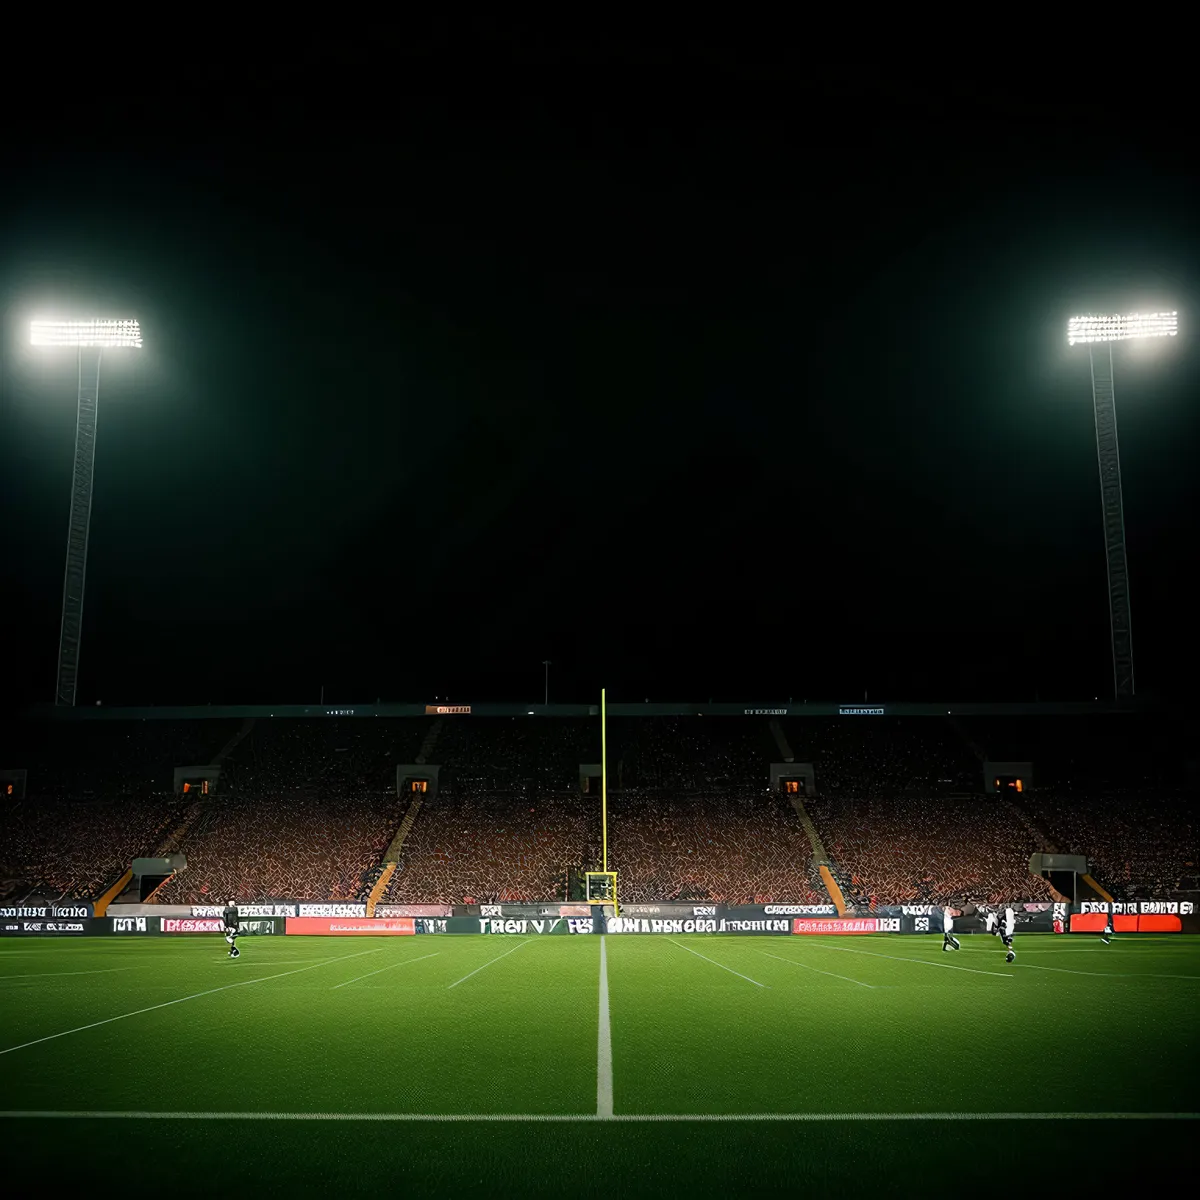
[
  {"x1": 1067, "y1": 311, "x2": 1177, "y2": 345},
  {"x1": 1068, "y1": 307, "x2": 1181, "y2": 701},
  {"x1": 31, "y1": 318, "x2": 143, "y2": 348},
  {"x1": 30, "y1": 316, "x2": 145, "y2": 706}
]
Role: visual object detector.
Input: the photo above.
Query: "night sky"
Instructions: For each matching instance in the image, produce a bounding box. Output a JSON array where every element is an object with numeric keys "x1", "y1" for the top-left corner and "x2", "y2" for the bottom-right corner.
[{"x1": 1, "y1": 41, "x2": 1196, "y2": 708}]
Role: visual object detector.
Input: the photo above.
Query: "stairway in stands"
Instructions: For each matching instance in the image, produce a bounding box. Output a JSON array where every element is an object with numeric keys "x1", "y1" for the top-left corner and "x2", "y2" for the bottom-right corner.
[{"x1": 365, "y1": 719, "x2": 443, "y2": 914}]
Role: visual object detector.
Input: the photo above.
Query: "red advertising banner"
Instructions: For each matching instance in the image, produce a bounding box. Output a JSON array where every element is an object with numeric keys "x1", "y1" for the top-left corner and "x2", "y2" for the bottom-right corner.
[
  {"x1": 793, "y1": 918, "x2": 880, "y2": 935},
  {"x1": 286, "y1": 917, "x2": 415, "y2": 936},
  {"x1": 1070, "y1": 912, "x2": 1180, "y2": 933},
  {"x1": 162, "y1": 918, "x2": 225, "y2": 933}
]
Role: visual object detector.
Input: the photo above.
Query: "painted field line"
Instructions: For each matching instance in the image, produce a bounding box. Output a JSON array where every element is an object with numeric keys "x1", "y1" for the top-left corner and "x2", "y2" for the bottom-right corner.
[
  {"x1": 1015, "y1": 962, "x2": 1200, "y2": 981},
  {"x1": 447, "y1": 939, "x2": 533, "y2": 989},
  {"x1": 0, "y1": 968, "x2": 136, "y2": 982},
  {"x1": 807, "y1": 944, "x2": 1013, "y2": 978},
  {"x1": 0, "y1": 948, "x2": 384, "y2": 1058},
  {"x1": 667, "y1": 938, "x2": 767, "y2": 987},
  {"x1": 0, "y1": 1111, "x2": 1196, "y2": 1123},
  {"x1": 332, "y1": 952, "x2": 440, "y2": 989},
  {"x1": 597, "y1": 936, "x2": 613, "y2": 1118},
  {"x1": 759, "y1": 951, "x2": 876, "y2": 988}
]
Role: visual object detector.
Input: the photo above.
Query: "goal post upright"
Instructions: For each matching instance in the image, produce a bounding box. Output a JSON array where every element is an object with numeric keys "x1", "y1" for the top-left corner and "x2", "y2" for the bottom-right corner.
[{"x1": 601, "y1": 686, "x2": 608, "y2": 873}]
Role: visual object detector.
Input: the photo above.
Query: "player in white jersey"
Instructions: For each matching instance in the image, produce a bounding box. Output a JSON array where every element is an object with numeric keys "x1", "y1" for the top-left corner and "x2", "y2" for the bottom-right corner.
[
  {"x1": 984, "y1": 910, "x2": 998, "y2": 936},
  {"x1": 1101, "y1": 915, "x2": 1113, "y2": 945},
  {"x1": 941, "y1": 906, "x2": 960, "y2": 951},
  {"x1": 1000, "y1": 906, "x2": 1016, "y2": 962}
]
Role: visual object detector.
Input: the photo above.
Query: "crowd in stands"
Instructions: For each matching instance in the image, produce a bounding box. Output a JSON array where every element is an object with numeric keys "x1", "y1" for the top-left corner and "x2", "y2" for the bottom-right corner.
[
  {"x1": 805, "y1": 792, "x2": 1056, "y2": 906},
  {"x1": 0, "y1": 711, "x2": 1194, "y2": 906},
  {"x1": 1022, "y1": 790, "x2": 1198, "y2": 901},
  {"x1": 0, "y1": 795, "x2": 184, "y2": 900},
  {"x1": 607, "y1": 789, "x2": 826, "y2": 905},
  {"x1": 385, "y1": 784, "x2": 592, "y2": 904},
  {"x1": 154, "y1": 789, "x2": 406, "y2": 903}
]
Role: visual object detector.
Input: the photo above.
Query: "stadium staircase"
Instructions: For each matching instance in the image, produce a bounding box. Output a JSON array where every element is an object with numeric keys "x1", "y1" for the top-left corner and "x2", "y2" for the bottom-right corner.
[
  {"x1": 784, "y1": 791, "x2": 848, "y2": 915},
  {"x1": 214, "y1": 717, "x2": 256, "y2": 763},
  {"x1": 415, "y1": 719, "x2": 442, "y2": 766},
  {"x1": 1005, "y1": 798, "x2": 1057, "y2": 854},
  {"x1": 365, "y1": 721, "x2": 442, "y2": 914},
  {"x1": 94, "y1": 869, "x2": 133, "y2": 917},
  {"x1": 381, "y1": 796, "x2": 424, "y2": 866},
  {"x1": 768, "y1": 718, "x2": 794, "y2": 763},
  {"x1": 366, "y1": 863, "x2": 397, "y2": 917}
]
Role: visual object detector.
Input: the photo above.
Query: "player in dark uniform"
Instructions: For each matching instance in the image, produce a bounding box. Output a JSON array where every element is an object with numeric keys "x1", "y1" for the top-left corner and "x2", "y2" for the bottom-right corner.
[
  {"x1": 1101, "y1": 915, "x2": 1113, "y2": 945},
  {"x1": 223, "y1": 899, "x2": 241, "y2": 958},
  {"x1": 1001, "y1": 906, "x2": 1016, "y2": 963}
]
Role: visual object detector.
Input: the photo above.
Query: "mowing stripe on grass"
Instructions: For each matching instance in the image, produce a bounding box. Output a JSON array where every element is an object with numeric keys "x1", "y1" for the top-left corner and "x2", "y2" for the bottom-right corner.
[
  {"x1": 808, "y1": 944, "x2": 1013, "y2": 978},
  {"x1": 597, "y1": 936, "x2": 613, "y2": 1118},
  {"x1": 0, "y1": 1111, "x2": 1196, "y2": 1122},
  {"x1": 667, "y1": 938, "x2": 767, "y2": 987},
  {"x1": 1015, "y1": 963, "x2": 1200, "y2": 981},
  {"x1": 332, "y1": 952, "x2": 440, "y2": 989},
  {"x1": 759, "y1": 951, "x2": 876, "y2": 988},
  {"x1": 447, "y1": 938, "x2": 533, "y2": 989},
  {"x1": 0, "y1": 948, "x2": 384, "y2": 1058}
]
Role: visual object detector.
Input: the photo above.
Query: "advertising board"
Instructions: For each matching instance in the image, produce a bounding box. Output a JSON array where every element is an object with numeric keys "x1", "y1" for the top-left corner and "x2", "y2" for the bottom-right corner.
[
  {"x1": 605, "y1": 917, "x2": 789, "y2": 935},
  {"x1": 0, "y1": 918, "x2": 96, "y2": 936},
  {"x1": 792, "y1": 918, "x2": 894, "y2": 934},
  {"x1": 285, "y1": 917, "x2": 415, "y2": 936}
]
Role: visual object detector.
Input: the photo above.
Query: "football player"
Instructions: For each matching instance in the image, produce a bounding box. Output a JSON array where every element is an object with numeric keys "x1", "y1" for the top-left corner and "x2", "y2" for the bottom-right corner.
[
  {"x1": 941, "y1": 905, "x2": 960, "y2": 952},
  {"x1": 223, "y1": 898, "x2": 241, "y2": 959}
]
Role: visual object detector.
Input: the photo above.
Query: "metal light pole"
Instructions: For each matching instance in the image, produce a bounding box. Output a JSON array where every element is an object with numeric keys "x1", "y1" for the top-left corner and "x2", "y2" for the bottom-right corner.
[
  {"x1": 543, "y1": 660, "x2": 551, "y2": 706},
  {"x1": 1067, "y1": 311, "x2": 1178, "y2": 700},
  {"x1": 31, "y1": 319, "x2": 143, "y2": 706}
]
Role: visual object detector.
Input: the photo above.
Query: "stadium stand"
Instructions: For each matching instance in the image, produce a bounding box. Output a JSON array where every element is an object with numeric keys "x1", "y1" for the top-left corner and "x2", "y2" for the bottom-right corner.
[{"x1": 1, "y1": 709, "x2": 1194, "y2": 906}]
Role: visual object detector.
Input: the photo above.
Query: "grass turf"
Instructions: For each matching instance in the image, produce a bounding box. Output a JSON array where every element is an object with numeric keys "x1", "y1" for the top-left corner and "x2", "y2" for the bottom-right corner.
[{"x1": 1, "y1": 932, "x2": 1197, "y2": 1195}]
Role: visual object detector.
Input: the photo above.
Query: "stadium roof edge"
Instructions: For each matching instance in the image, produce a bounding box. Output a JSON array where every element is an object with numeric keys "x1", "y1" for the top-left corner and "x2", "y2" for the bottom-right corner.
[{"x1": 20, "y1": 700, "x2": 1153, "y2": 721}]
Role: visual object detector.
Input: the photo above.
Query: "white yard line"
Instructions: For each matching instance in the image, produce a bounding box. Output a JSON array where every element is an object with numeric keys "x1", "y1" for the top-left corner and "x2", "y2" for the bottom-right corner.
[
  {"x1": 759, "y1": 951, "x2": 876, "y2": 988},
  {"x1": 0, "y1": 1110, "x2": 1194, "y2": 1122},
  {"x1": 667, "y1": 938, "x2": 767, "y2": 987},
  {"x1": 597, "y1": 936, "x2": 613, "y2": 1118},
  {"x1": 332, "y1": 953, "x2": 440, "y2": 988},
  {"x1": 805, "y1": 944, "x2": 1013, "y2": 979},
  {"x1": 447, "y1": 939, "x2": 533, "y2": 989},
  {"x1": 1014, "y1": 962, "x2": 1200, "y2": 981},
  {"x1": 0, "y1": 948, "x2": 384, "y2": 1058},
  {"x1": 0, "y1": 968, "x2": 136, "y2": 982}
]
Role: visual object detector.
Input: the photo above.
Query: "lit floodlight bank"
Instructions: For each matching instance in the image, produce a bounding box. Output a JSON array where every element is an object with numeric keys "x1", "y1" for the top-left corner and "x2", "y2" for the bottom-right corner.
[
  {"x1": 31, "y1": 319, "x2": 142, "y2": 348},
  {"x1": 1067, "y1": 311, "x2": 1178, "y2": 345}
]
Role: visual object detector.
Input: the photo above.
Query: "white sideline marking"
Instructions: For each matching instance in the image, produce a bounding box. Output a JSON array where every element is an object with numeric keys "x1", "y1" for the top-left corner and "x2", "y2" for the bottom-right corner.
[
  {"x1": 0, "y1": 949, "x2": 384, "y2": 1058},
  {"x1": 447, "y1": 939, "x2": 533, "y2": 989},
  {"x1": 759, "y1": 952, "x2": 876, "y2": 988},
  {"x1": 597, "y1": 936, "x2": 613, "y2": 1118},
  {"x1": 0, "y1": 968, "x2": 135, "y2": 982},
  {"x1": 1015, "y1": 963, "x2": 1200, "y2": 981},
  {"x1": 667, "y1": 939, "x2": 767, "y2": 987},
  {"x1": 808, "y1": 944, "x2": 1013, "y2": 979},
  {"x1": 332, "y1": 953, "x2": 440, "y2": 989},
  {"x1": 0, "y1": 1111, "x2": 1195, "y2": 1123}
]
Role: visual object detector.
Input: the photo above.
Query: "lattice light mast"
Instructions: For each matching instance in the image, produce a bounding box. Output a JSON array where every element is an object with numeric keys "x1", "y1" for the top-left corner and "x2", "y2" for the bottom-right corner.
[
  {"x1": 1067, "y1": 311, "x2": 1178, "y2": 700},
  {"x1": 30, "y1": 319, "x2": 144, "y2": 706}
]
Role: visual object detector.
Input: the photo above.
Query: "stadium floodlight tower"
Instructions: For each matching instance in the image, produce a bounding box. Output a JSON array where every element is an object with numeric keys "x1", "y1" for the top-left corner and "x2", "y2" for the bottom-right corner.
[
  {"x1": 30, "y1": 319, "x2": 144, "y2": 706},
  {"x1": 1067, "y1": 310, "x2": 1178, "y2": 700}
]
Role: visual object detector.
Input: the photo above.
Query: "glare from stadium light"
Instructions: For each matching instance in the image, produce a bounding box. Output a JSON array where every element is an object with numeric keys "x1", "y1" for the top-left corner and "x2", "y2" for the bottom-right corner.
[
  {"x1": 1067, "y1": 311, "x2": 1177, "y2": 345},
  {"x1": 30, "y1": 319, "x2": 143, "y2": 348}
]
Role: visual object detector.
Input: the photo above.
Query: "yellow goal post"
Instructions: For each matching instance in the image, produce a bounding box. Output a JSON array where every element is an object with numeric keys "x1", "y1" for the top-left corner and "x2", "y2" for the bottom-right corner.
[{"x1": 584, "y1": 870, "x2": 618, "y2": 915}]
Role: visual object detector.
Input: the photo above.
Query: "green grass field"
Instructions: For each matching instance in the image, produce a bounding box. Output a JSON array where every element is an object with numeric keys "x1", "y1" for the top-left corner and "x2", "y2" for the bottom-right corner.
[{"x1": 2, "y1": 933, "x2": 1198, "y2": 1195}]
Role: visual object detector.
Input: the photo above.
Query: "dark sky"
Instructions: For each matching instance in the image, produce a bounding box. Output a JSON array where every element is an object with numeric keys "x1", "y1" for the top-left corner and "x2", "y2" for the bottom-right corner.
[{"x1": 1, "y1": 40, "x2": 1197, "y2": 707}]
